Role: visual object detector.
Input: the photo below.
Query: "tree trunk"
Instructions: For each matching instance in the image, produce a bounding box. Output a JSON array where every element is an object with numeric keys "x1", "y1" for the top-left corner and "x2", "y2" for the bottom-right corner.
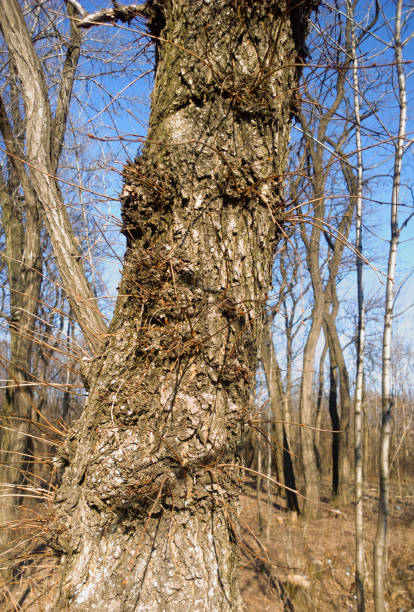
[
  {"x1": 314, "y1": 339, "x2": 327, "y2": 474},
  {"x1": 262, "y1": 316, "x2": 285, "y2": 487},
  {"x1": 261, "y1": 314, "x2": 299, "y2": 512},
  {"x1": 325, "y1": 314, "x2": 352, "y2": 504},
  {"x1": 299, "y1": 294, "x2": 323, "y2": 517},
  {"x1": 374, "y1": 1, "x2": 406, "y2": 609},
  {"x1": 47, "y1": 1, "x2": 317, "y2": 609},
  {"x1": 347, "y1": 0, "x2": 367, "y2": 603},
  {"x1": 0, "y1": 183, "x2": 42, "y2": 575},
  {"x1": 327, "y1": 337, "x2": 340, "y2": 497}
]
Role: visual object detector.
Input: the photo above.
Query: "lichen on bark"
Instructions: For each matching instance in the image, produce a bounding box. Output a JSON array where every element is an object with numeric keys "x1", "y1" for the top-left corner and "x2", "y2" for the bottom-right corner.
[{"x1": 48, "y1": 1, "x2": 317, "y2": 609}]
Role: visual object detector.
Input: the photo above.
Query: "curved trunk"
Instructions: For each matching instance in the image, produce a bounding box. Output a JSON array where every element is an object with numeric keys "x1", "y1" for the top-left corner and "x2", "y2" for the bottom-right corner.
[
  {"x1": 299, "y1": 298, "x2": 323, "y2": 518},
  {"x1": 48, "y1": 1, "x2": 317, "y2": 609}
]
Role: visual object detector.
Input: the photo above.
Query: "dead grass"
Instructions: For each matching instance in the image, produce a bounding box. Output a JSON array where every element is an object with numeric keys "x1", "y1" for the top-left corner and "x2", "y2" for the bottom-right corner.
[
  {"x1": 240, "y1": 478, "x2": 414, "y2": 611},
  {"x1": 2, "y1": 477, "x2": 414, "y2": 611}
]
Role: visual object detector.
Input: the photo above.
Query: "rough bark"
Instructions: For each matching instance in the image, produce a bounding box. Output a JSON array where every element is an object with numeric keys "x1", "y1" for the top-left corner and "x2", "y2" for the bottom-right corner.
[{"x1": 47, "y1": 1, "x2": 317, "y2": 609}]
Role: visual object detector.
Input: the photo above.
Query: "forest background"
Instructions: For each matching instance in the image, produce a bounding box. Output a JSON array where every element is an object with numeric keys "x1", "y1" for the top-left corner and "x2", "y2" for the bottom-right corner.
[{"x1": 0, "y1": 0, "x2": 413, "y2": 610}]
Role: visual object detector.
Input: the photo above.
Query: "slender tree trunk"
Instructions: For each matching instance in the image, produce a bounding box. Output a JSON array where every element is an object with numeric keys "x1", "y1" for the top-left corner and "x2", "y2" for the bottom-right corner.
[
  {"x1": 48, "y1": 2, "x2": 317, "y2": 609},
  {"x1": 374, "y1": 1, "x2": 406, "y2": 609},
  {"x1": 261, "y1": 314, "x2": 299, "y2": 512},
  {"x1": 262, "y1": 315, "x2": 284, "y2": 488},
  {"x1": 327, "y1": 335, "x2": 340, "y2": 497},
  {"x1": 363, "y1": 402, "x2": 369, "y2": 484},
  {"x1": 347, "y1": 0, "x2": 366, "y2": 606},
  {"x1": 299, "y1": 297, "x2": 323, "y2": 518},
  {"x1": 325, "y1": 314, "x2": 352, "y2": 504},
  {"x1": 0, "y1": 185, "x2": 42, "y2": 576},
  {"x1": 314, "y1": 339, "x2": 327, "y2": 473}
]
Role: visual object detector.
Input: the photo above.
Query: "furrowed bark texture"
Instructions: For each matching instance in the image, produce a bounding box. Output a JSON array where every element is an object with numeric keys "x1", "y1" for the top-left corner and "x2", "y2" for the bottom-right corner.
[{"x1": 49, "y1": 1, "x2": 317, "y2": 609}]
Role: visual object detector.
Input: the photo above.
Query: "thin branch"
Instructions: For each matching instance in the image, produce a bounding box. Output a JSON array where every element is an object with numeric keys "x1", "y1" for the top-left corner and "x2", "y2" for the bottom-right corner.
[{"x1": 65, "y1": 1, "x2": 147, "y2": 28}]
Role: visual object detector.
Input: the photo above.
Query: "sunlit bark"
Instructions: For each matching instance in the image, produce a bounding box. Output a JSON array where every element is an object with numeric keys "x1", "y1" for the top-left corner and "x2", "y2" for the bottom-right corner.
[
  {"x1": 347, "y1": 0, "x2": 366, "y2": 607},
  {"x1": 374, "y1": 1, "x2": 407, "y2": 609},
  {"x1": 48, "y1": 1, "x2": 317, "y2": 608}
]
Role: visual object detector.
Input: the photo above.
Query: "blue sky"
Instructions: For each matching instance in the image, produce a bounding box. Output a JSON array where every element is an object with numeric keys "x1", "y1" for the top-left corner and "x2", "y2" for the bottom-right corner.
[{"x1": 67, "y1": 1, "x2": 414, "y2": 389}]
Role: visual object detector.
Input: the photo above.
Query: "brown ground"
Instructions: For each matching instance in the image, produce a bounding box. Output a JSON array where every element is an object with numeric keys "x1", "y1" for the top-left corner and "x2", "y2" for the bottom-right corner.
[
  {"x1": 2, "y1": 477, "x2": 413, "y2": 611},
  {"x1": 239, "y1": 478, "x2": 414, "y2": 611}
]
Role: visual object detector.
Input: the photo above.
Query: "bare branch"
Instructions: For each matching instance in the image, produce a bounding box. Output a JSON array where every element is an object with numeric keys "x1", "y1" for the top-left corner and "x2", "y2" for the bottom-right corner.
[
  {"x1": 65, "y1": 1, "x2": 147, "y2": 28},
  {"x1": 65, "y1": 0, "x2": 87, "y2": 18},
  {"x1": 51, "y1": 3, "x2": 82, "y2": 173}
]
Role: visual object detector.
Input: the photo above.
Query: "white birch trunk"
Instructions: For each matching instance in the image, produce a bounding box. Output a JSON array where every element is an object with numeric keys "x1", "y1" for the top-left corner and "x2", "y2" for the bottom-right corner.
[
  {"x1": 374, "y1": 1, "x2": 407, "y2": 609},
  {"x1": 347, "y1": 1, "x2": 366, "y2": 608}
]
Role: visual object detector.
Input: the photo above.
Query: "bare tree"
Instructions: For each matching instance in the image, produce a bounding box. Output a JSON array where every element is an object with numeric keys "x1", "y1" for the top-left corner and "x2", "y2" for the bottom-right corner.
[
  {"x1": 0, "y1": 0, "x2": 107, "y2": 355},
  {"x1": 45, "y1": 1, "x2": 318, "y2": 608},
  {"x1": 0, "y1": 0, "x2": 145, "y2": 580},
  {"x1": 374, "y1": 1, "x2": 408, "y2": 609},
  {"x1": 347, "y1": 0, "x2": 367, "y2": 608},
  {"x1": 297, "y1": 66, "x2": 356, "y2": 512},
  {"x1": 261, "y1": 304, "x2": 300, "y2": 514}
]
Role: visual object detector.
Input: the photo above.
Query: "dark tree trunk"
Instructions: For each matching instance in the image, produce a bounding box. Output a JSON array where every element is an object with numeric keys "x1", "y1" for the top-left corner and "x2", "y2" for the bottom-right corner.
[
  {"x1": 48, "y1": 1, "x2": 317, "y2": 609},
  {"x1": 325, "y1": 313, "x2": 353, "y2": 504},
  {"x1": 261, "y1": 314, "x2": 299, "y2": 513},
  {"x1": 0, "y1": 188, "x2": 42, "y2": 575},
  {"x1": 327, "y1": 344, "x2": 340, "y2": 497}
]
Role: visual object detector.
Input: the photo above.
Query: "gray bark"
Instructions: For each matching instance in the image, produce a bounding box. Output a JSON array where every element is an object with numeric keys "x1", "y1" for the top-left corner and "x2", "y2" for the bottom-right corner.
[{"x1": 47, "y1": 1, "x2": 317, "y2": 609}]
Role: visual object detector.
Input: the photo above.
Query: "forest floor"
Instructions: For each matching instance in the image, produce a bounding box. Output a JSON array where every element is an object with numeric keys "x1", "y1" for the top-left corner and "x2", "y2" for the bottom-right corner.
[
  {"x1": 2, "y1": 477, "x2": 414, "y2": 611},
  {"x1": 239, "y1": 477, "x2": 414, "y2": 611}
]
